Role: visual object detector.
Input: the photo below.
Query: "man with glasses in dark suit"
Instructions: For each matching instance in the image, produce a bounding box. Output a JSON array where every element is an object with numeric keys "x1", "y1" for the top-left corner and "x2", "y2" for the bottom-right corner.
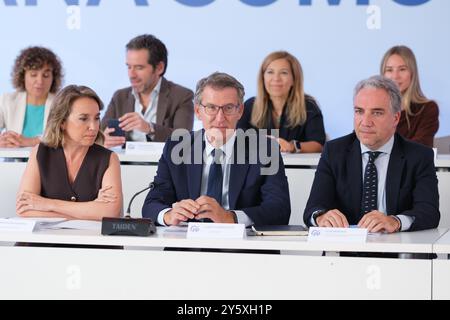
[{"x1": 142, "y1": 72, "x2": 290, "y2": 227}]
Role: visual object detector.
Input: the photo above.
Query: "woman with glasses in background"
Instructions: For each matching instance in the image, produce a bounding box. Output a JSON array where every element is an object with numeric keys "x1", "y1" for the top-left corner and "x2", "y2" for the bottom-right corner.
[
  {"x1": 381, "y1": 45, "x2": 439, "y2": 147},
  {"x1": 237, "y1": 51, "x2": 325, "y2": 153}
]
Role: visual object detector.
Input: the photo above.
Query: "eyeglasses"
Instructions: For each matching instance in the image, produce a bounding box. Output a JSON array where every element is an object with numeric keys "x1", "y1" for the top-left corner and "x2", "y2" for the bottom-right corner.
[{"x1": 199, "y1": 102, "x2": 240, "y2": 115}]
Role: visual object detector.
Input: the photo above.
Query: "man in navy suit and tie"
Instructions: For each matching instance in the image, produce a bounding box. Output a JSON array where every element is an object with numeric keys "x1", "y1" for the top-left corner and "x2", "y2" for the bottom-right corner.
[
  {"x1": 142, "y1": 72, "x2": 290, "y2": 226},
  {"x1": 304, "y1": 75, "x2": 439, "y2": 232}
]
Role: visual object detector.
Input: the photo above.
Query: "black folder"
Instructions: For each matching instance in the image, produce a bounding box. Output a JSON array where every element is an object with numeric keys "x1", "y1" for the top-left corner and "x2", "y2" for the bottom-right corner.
[{"x1": 250, "y1": 225, "x2": 308, "y2": 236}]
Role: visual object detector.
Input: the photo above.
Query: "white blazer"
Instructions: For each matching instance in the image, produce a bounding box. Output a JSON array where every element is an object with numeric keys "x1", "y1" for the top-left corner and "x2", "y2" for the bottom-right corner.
[{"x1": 0, "y1": 91, "x2": 54, "y2": 134}]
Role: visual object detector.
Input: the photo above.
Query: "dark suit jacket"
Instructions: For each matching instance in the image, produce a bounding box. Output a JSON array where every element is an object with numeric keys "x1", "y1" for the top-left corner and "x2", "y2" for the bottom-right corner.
[
  {"x1": 237, "y1": 96, "x2": 326, "y2": 145},
  {"x1": 304, "y1": 132, "x2": 440, "y2": 231},
  {"x1": 101, "y1": 77, "x2": 194, "y2": 142},
  {"x1": 142, "y1": 130, "x2": 291, "y2": 226}
]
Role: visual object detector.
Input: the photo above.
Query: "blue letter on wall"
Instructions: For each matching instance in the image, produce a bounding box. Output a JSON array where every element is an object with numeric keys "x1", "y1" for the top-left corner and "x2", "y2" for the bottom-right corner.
[
  {"x1": 240, "y1": 0, "x2": 278, "y2": 6},
  {"x1": 392, "y1": 0, "x2": 430, "y2": 5},
  {"x1": 299, "y1": 0, "x2": 369, "y2": 4},
  {"x1": 3, "y1": 0, "x2": 38, "y2": 5},
  {"x1": 83, "y1": 0, "x2": 149, "y2": 5},
  {"x1": 175, "y1": 0, "x2": 215, "y2": 6}
]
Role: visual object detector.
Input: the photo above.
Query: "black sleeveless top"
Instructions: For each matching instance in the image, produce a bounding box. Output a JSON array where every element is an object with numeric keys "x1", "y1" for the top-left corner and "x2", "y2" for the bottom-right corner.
[{"x1": 37, "y1": 143, "x2": 112, "y2": 202}]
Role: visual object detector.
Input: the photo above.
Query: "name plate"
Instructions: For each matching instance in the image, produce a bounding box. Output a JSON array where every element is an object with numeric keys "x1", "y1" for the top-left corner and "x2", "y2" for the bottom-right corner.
[
  {"x1": 125, "y1": 142, "x2": 165, "y2": 155},
  {"x1": 0, "y1": 218, "x2": 36, "y2": 233},
  {"x1": 186, "y1": 222, "x2": 245, "y2": 239},
  {"x1": 307, "y1": 227, "x2": 368, "y2": 243}
]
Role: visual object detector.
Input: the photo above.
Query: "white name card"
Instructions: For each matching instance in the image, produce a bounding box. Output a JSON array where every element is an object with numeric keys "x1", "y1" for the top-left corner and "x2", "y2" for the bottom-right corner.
[
  {"x1": 0, "y1": 218, "x2": 36, "y2": 233},
  {"x1": 307, "y1": 227, "x2": 368, "y2": 243},
  {"x1": 186, "y1": 222, "x2": 245, "y2": 239},
  {"x1": 125, "y1": 142, "x2": 165, "y2": 155}
]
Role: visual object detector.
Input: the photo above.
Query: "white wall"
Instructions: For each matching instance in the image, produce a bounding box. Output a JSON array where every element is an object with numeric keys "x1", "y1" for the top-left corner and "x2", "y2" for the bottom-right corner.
[{"x1": 0, "y1": 0, "x2": 448, "y2": 139}]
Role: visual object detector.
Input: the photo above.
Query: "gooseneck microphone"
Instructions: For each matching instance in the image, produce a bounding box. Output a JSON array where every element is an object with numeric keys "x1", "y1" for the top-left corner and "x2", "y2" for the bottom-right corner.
[
  {"x1": 101, "y1": 182, "x2": 157, "y2": 236},
  {"x1": 125, "y1": 182, "x2": 154, "y2": 218}
]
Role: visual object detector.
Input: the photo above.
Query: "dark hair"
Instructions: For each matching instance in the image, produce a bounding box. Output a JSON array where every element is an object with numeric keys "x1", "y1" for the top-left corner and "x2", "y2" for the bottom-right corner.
[
  {"x1": 126, "y1": 34, "x2": 168, "y2": 76},
  {"x1": 11, "y1": 46, "x2": 63, "y2": 93}
]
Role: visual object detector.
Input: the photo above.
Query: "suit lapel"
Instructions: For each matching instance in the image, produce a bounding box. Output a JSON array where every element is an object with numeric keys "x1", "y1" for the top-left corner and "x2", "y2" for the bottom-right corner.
[
  {"x1": 156, "y1": 77, "x2": 169, "y2": 126},
  {"x1": 386, "y1": 135, "x2": 404, "y2": 214},
  {"x1": 125, "y1": 89, "x2": 137, "y2": 141},
  {"x1": 347, "y1": 138, "x2": 363, "y2": 221},
  {"x1": 15, "y1": 92, "x2": 27, "y2": 134},
  {"x1": 187, "y1": 130, "x2": 204, "y2": 200},
  {"x1": 126, "y1": 89, "x2": 136, "y2": 113},
  {"x1": 229, "y1": 135, "x2": 250, "y2": 209}
]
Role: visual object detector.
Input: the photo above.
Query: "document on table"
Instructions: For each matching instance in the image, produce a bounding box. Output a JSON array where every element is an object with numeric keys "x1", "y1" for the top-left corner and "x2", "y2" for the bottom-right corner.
[
  {"x1": 125, "y1": 142, "x2": 165, "y2": 155},
  {"x1": 1, "y1": 218, "x2": 101, "y2": 231},
  {"x1": 39, "y1": 220, "x2": 101, "y2": 231}
]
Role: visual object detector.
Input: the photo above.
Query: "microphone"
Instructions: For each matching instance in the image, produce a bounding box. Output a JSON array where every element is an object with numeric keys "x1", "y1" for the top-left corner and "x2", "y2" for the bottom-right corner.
[{"x1": 101, "y1": 182, "x2": 157, "y2": 237}]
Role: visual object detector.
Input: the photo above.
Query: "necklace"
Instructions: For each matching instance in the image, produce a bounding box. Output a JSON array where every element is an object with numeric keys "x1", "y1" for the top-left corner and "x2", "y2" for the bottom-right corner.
[
  {"x1": 275, "y1": 115, "x2": 281, "y2": 123},
  {"x1": 272, "y1": 110, "x2": 282, "y2": 124}
]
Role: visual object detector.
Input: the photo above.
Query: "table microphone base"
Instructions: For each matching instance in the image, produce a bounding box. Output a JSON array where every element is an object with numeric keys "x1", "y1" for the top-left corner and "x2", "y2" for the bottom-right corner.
[{"x1": 101, "y1": 217, "x2": 156, "y2": 236}]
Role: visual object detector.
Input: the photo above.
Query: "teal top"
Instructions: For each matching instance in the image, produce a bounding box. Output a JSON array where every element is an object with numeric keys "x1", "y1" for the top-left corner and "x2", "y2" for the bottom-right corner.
[{"x1": 22, "y1": 104, "x2": 45, "y2": 138}]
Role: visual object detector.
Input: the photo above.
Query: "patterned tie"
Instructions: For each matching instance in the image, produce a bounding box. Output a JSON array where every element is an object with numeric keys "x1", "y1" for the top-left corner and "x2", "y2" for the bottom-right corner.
[
  {"x1": 362, "y1": 151, "x2": 382, "y2": 214},
  {"x1": 207, "y1": 149, "x2": 224, "y2": 205}
]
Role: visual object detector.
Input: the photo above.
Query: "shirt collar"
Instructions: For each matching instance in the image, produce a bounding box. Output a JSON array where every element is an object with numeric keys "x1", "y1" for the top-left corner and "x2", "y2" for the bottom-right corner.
[
  {"x1": 360, "y1": 134, "x2": 395, "y2": 156},
  {"x1": 204, "y1": 131, "x2": 236, "y2": 161},
  {"x1": 131, "y1": 77, "x2": 162, "y2": 101}
]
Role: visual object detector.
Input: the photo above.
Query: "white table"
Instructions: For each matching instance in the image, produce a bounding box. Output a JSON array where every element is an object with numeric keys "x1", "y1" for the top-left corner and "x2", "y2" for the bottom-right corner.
[
  {"x1": 2, "y1": 148, "x2": 450, "y2": 228},
  {"x1": 432, "y1": 229, "x2": 450, "y2": 299},
  {"x1": 0, "y1": 227, "x2": 445, "y2": 299}
]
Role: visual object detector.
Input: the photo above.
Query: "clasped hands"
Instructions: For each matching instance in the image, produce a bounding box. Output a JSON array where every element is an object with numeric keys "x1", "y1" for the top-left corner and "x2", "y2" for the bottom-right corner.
[
  {"x1": 316, "y1": 209, "x2": 401, "y2": 233},
  {"x1": 164, "y1": 196, "x2": 236, "y2": 226},
  {"x1": 0, "y1": 131, "x2": 39, "y2": 148}
]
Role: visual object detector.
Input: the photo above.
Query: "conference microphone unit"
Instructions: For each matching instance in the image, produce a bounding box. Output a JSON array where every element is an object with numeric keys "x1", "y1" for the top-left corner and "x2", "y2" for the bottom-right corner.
[{"x1": 101, "y1": 182, "x2": 157, "y2": 237}]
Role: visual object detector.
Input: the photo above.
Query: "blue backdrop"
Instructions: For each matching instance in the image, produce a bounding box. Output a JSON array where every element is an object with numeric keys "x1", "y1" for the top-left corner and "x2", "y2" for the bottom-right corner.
[{"x1": 1, "y1": 0, "x2": 448, "y2": 138}]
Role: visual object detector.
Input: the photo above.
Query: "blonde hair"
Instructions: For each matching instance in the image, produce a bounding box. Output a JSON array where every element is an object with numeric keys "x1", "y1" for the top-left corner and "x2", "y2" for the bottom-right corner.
[
  {"x1": 251, "y1": 51, "x2": 310, "y2": 129},
  {"x1": 43, "y1": 85, "x2": 104, "y2": 148},
  {"x1": 380, "y1": 46, "x2": 431, "y2": 127}
]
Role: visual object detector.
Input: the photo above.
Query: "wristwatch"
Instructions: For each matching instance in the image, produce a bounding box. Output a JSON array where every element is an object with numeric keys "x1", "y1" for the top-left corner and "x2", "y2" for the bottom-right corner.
[
  {"x1": 312, "y1": 209, "x2": 327, "y2": 224},
  {"x1": 146, "y1": 122, "x2": 155, "y2": 142},
  {"x1": 291, "y1": 140, "x2": 302, "y2": 153}
]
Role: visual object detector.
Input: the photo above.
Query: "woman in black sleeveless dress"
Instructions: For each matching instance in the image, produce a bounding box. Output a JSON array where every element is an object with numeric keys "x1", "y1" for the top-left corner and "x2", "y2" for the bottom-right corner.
[{"x1": 16, "y1": 85, "x2": 122, "y2": 220}]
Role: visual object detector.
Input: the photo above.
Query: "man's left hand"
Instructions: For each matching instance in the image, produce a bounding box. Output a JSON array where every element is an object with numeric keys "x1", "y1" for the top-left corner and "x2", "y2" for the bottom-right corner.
[
  {"x1": 194, "y1": 195, "x2": 236, "y2": 223},
  {"x1": 358, "y1": 211, "x2": 400, "y2": 233},
  {"x1": 119, "y1": 112, "x2": 152, "y2": 133}
]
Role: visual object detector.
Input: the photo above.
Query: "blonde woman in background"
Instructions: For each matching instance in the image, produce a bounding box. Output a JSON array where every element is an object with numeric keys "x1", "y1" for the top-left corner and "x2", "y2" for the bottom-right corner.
[
  {"x1": 237, "y1": 51, "x2": 325, "y2": 153},
  {"x1": 381, "y1": 45, "x2": 439, "y2": 147}
]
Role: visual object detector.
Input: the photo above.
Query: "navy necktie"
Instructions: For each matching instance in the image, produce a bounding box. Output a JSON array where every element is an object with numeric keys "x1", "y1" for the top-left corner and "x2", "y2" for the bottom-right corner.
[
  {"x1": 362, "y1": 151, "x2": 382, "y2": 215},
  {"x1": 207, "y1": 149, "x2": 224, "y2": 205}
]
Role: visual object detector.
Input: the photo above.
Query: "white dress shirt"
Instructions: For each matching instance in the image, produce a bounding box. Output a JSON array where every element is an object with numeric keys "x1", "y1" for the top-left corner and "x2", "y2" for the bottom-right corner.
[
  {"x1": 130, "y1": 77, "x2": 161, "y2": 141},
  {"x1": 157, "y1": 131, "x2": 254, "y2": 226}
]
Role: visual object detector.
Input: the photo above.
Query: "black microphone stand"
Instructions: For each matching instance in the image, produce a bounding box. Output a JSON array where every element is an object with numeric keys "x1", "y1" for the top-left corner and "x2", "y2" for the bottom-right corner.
[
  {"x1": 101, "y1": 182, "x2": 157, "y2": 236},
  {"x1": 125, "y1": 182, "x2": 154, "y2": 218}
]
